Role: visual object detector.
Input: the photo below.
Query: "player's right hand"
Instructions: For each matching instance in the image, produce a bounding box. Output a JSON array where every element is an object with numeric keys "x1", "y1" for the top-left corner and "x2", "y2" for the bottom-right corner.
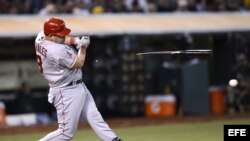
[{"x1": 75, "y1": 35, "x2": 90, "y2": 49}]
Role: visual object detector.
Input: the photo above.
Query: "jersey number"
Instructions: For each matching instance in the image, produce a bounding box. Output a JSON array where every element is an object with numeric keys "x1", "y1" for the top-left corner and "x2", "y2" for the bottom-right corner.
[{"x1": 36, "y1": 54, "x2": 43, "y2": 73}]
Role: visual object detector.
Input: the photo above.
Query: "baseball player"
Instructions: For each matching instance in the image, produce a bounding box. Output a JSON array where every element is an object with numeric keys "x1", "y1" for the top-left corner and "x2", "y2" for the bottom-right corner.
[{"x1": 35, "y1": 17, "x2": 122, "y2": 141}]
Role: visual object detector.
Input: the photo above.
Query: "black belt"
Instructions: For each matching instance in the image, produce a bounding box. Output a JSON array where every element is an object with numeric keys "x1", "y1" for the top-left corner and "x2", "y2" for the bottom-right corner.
[{"x1": 66, "y1": 79, "x2": 83, "y2": 86}]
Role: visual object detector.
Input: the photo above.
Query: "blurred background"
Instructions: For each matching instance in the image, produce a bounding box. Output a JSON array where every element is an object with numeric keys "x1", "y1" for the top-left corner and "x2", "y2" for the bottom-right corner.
[{"x1": 0, "y1": 0, "x2": 250, "y2": 127}]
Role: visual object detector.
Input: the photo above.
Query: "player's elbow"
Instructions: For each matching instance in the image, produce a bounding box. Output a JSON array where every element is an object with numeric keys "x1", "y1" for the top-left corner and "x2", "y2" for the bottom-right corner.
[
  {"x1": 72, "y1": 59, "x2": 84, "y2": 69},
  {"x1": 72, "y1": 61, "x2": 84, "y2": 69}
]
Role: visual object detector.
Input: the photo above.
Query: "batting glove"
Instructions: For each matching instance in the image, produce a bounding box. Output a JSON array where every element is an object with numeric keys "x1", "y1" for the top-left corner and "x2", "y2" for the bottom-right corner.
[{"x1": 74, "y1": 35, "x2": 90, "y2": 49}]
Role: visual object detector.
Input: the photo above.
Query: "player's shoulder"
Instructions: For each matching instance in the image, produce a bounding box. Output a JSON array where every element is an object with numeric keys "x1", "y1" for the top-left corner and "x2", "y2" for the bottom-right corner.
[
  {"x1": 45, "y1": 42, "x2": 72, "y2": 57},
  {"x1": 35, "y1": 31, "x2": 45, "y2": 43},
  {"x1": 51, "y1": 43, "x2": 71, "y2": 51}
]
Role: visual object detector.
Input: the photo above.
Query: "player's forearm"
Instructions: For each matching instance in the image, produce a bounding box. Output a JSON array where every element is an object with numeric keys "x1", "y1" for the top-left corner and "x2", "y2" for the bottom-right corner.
[
  {"x1": 72, "y1": 48, "x2": 86, "y2": 69},
  {"x1": 64, "y1": 36, "x2": 76, "y2": 46}
]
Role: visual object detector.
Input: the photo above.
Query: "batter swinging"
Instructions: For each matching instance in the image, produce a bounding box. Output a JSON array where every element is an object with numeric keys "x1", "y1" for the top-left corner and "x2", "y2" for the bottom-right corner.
[{"x1": 35, "y1": 17, "x2": 122, "y2": 141}]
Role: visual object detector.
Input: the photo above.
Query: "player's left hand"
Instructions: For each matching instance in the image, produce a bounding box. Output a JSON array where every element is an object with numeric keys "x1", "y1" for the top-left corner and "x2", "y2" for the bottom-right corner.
[{"x1": 75, "y1": 35, "x2": 90, "y2": 49}]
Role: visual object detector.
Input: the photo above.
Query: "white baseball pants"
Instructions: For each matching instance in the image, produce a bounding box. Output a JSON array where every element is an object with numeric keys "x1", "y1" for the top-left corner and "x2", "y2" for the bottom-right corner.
[{"x1": 39, "y1": 83, "x2": 117, "y2": 141}]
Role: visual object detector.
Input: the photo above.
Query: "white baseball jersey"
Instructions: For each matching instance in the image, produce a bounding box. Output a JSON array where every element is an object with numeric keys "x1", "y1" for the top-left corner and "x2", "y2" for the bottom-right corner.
[{"x1": 35, "y1": 31, "x2": 82, "y2": 88}]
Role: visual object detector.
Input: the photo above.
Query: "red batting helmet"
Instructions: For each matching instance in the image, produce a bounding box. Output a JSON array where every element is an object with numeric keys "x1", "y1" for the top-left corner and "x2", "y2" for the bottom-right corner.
[{"x1": 44, "y1": 17, "x2": 71, "y2": 36}]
